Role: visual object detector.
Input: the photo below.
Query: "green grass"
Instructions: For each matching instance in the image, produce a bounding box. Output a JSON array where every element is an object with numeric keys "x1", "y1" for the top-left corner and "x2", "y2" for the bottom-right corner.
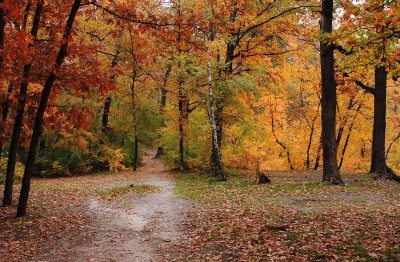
[{"x1": 273, "y1": 181, "x2": 330, "y2": 193}]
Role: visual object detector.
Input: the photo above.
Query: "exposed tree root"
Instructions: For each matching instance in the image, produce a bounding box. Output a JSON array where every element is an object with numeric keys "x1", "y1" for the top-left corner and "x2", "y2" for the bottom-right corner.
[{"x1": 373, "y1": 166, "x2": 400, "y2": 183}]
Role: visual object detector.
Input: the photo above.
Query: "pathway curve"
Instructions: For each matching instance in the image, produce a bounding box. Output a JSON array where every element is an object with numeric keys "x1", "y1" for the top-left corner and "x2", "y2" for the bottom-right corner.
[{"x1": 53, "y1": 150, "x2": 196, "y2": 262}]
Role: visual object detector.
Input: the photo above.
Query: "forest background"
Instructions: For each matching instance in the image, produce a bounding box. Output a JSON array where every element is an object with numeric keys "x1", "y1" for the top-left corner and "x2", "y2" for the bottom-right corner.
[{"x1": 0, "y1": 0, "x2": 399, "y2": 214}]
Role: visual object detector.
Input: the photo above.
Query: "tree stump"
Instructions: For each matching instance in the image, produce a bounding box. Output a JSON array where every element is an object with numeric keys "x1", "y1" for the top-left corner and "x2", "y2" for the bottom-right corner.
[{"x1": 255, "y1": 162, "x2": 271, "y2": 184}]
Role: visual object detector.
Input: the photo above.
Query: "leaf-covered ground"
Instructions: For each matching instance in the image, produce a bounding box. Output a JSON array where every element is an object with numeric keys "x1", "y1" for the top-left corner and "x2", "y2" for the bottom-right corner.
[
  {"x1": 0, "y1": 151, "x2": 195, "y2": 262},
  {"x1": 0, "y1": 170, "x2": 163, "y2": 261},
  {"x1": 1, "y1": 167, "x2": 399, "y2": 261},
  {"x1": 170, "y1": 171, "x2": 400, "y2": 261}
]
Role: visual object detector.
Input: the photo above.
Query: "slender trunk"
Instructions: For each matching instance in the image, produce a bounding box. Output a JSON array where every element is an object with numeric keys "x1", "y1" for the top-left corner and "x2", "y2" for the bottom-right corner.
[
  {"x1": 0, "y1": 0, "x2": 5, "y2": 58},
  {"x1": 133, "y1": 135, "x2": 138, "y2": 171},
  {"x1": 156, "y1": 64, "x2": 172, "y2": 157},
  {"x1": 386, "y1": 132, "x2": 400, "y2": 160},
  {"x1": 160, "y1": 65, "x2": 172, "y2": 111},
  {"x1": 370, "y1": 66, "x2": 387, "y2": 175},
  {"x1": 271, "y1": 103, "x2": 294, "y2": 171},
  {"x1": 338, "y1": 95, "x2": 364, "y2": 170},
  {"x1": 131, "y1": 69, "x2": 138, "y2": 171},
  {"x1": 176, "y1": 1, "x2": 187, "y2": 172},
  {"x1": 336, "y1": 96, "x2": 356, "y2": 148},
  {"x1": 320, "y1": 0, "x2": 344, "y2": 184},
  {"x1": 0, "y1": 84, "x2": 13, "y2": 161},
  {"x1": 3, "y1": 1, "x2": 43, "y2": 207},
  {"x1": 207, "y1": 62, "x2": 225, "y2": 180},
  {"x1": 306, "y1": 103, "x2": 320, "y2": 169},
  {"x1": 17, "y1": 0, "x2": 81, "y2": 217},
  {"x1": 178, "y1": 81, "x2": 188, "y2": 172},
  {"x1": 101, "y1": 55, "x2": 118, "y2": 134},
  {"x1": 313, "y1": 132, "x2": 322, "y2": 170},
  {"x1": 210, "y1": 104, "x2": 223, "y2": 167},
  {"x1": 101, "y1": 96, "x2": 111, "y2": 133},
  {"x1": 0, "y1": 0, "x2": 5, "y2": 159}
]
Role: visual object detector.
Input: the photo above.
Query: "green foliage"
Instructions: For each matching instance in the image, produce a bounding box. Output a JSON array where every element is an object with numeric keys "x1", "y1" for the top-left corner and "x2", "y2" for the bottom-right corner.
[
  {"x1": 34, "y1": 131, "x2": 129, "y2": 177},
  {"x1": 0, "y1": 158, "x2": 25, "y2": 184}
]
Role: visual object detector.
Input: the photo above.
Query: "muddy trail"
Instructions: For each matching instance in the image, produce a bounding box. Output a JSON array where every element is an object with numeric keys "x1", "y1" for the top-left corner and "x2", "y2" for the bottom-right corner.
[{"x1": 36, "y1": 151, "x2": 197, "y2": 262}]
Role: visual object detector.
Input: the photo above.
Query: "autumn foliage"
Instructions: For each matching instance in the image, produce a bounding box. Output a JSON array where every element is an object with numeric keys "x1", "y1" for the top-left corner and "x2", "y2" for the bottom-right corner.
[{"x1": 0, "y1": 0, "x2": 398, "y2": 211}]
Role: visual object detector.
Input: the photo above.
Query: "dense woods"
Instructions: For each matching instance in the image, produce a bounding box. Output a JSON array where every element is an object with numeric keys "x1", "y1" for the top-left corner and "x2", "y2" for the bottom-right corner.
[
  {"x1": 0, "y1": 0, "x2": 399, "y2": 214},
  {"x1": 0, "y1": 1, "x2": 399, "y2": 261}
]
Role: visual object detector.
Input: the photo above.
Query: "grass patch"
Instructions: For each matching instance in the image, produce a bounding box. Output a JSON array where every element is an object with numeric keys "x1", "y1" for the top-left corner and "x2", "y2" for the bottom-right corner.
[
  {"x1": 97, "y1": 184, "x2": 160, "y2": 198},
  {"x1": 287, "y1": 232, "x2": 301, "y2": 243},
  {"x1": 353, "y1": 244, "x2": 370, "y2": 259}
]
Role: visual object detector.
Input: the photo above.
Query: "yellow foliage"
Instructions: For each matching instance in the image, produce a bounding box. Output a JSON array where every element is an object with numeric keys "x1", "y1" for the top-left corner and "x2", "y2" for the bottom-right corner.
[
  {"x1": 0, "y1": 158, "x2": 24, "y2": 183},
  {"x1": 98, "y1": 146, "x2": 127, "y2": 172}
]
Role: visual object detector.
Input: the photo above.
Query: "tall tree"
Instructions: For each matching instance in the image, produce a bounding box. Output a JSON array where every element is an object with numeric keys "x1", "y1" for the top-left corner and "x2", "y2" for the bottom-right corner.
[
  {"x1": 337, "y1": 0, "x2": 400, "y2": 180},
  {"x1": 319, "y1": 0, "x2": 344, "y2": 184},
  {"x1": 207, "y1": 61, "x2": 225, "y2": 180},
  {"x1": 156, "y1": 63, "x2": 172, "y2": 157},
  {"x1": 3, "y1": 0, "x2": 42, "y2": 207},
  {"x1": 197, "y1": 0, "x2": 311, "y2": 170},
  {"x1": 17, "y1": 0, "x2": 82, "y2": 217}
]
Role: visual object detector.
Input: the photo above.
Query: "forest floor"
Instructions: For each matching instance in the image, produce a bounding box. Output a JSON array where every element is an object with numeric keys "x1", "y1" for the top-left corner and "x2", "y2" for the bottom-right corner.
[
  {"x1": 0, "y1": 150, "x2": 198, "y2": 261},
  {"x1": 0, "y1": 152, "x2": 399, "y2": 261}
]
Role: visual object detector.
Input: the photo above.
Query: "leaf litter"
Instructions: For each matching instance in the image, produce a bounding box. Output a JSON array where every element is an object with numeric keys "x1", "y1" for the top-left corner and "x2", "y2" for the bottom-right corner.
[{"x1": 1, "y1": 165, "x2": 399, "y2": 261}]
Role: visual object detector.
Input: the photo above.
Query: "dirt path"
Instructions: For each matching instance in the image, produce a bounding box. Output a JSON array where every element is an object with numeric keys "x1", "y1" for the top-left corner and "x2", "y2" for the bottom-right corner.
[{"x1": 41, "y1": 150, "x2": 197, "y2": 262}]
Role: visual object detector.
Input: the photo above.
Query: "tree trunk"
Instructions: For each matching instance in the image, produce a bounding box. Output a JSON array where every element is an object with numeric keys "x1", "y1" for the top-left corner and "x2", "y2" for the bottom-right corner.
[
  {"x1": 0, "y1": 0, "x2": 5, "y2": 56},
  {"x1": 17, "y1": 0, "x2": 81, "y2": 217},
  {"x1": 101, "y1": 96, "x2": 111, "y2": 133},
  {"x1": 130, "y1": 68, "x2": 138, "y2": 171},
  {"x1": 270, "y1": 103, "x2": 294, "y2": 171},
  {"x1": 0, "y1": 84, "x2": 13, "y2": 161},
  {"x1": 313, "y1": 132, "x2": 322, "y2": 170},
  {"x1": 178, "y1": 82, "x2": 188, "y2": 172},
  {"x1": 370, "y1": 66, "x2": 387, "y2": 175},
  {"x1": 210, "y1": 103, "x2": 223, "y2": 170},
  {"x1": 101, "y1": 55, "x2": 118, "y2": 134},
  {"x1": 2, "y1": 1, "x2": 43, "y2": 207},
  {"x1": 0, "y1": 2, "x2": 6, "y2": 160},
  {"x1": 305, "y1": 103, "x2": 320, "y2": 169},
  {"x1": 320, "y1": 0, "x2": 344, "y2": 184},
  {"x1": 386, "y1": 131, "x2": 400, "y2": 160},
  {"x1": 156, "y1": 64, "x2": 172, "y2": 157},
  {"x1": 207, "y1": 62, "x2": 225, "y2": 181},
  {"x1": 306, "y1": 123, "x2": 314, "y2": 169}
]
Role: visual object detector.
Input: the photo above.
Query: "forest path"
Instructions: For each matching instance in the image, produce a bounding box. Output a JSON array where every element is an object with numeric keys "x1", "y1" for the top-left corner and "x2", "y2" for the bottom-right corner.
[{"x1": 47, "y1": 150, "x2": 196, "y2": 262}]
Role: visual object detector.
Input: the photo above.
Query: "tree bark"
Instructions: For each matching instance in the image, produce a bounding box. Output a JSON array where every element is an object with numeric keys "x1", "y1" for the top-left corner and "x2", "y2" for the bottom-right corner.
[
  {"x1": 101, "y1": 55, "x2": 118, "y2": 134},
  {"x1": 370, "y1": 66, "x2": 387, "y2": 175},
  {"x1": 178, "y1": 80, "x2": 188, "y2": 172},
  {"x1": 0, "y1": 0, "x2": 5, "y2": 159},
  {"x1": 130, "y1": 69, "x2": 138, "y2": 171},
  {"x1": 156, "y1": 64, "x2": 172, "y2": 157},
  {"x1": 0, "y1": 84, "x2": 12, "y2": 161},
  {"x1": 320, "y1": 0, "x2": 344, "y2": 184},
  {"x1": 306, "y1": 102, "x2": 320, "y2": 169},
  {"x1": 101, "y1": 96, "x2": 111, "y2": 133},
  {"x1": 17, "y1": 0, "x2": 81, "y2": 217},
  {"x1": 210, "y1": 103, "x2": 223, "y2": 170},
  {"x1": 0, "y1": 0, "x2": 5, "y2": 56},
  {"x1": 2, "y1": 0, "x2": 43, "y2": 207},
  {"x1": 386, "y1": 131, "x2": 400, "y2": 160},
  {"x1": 207, "y1": 62, "x2": 225, "y2": 181},
  {"x1": 313, "y1": 133, "x2": 322, "y2": 170}
]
